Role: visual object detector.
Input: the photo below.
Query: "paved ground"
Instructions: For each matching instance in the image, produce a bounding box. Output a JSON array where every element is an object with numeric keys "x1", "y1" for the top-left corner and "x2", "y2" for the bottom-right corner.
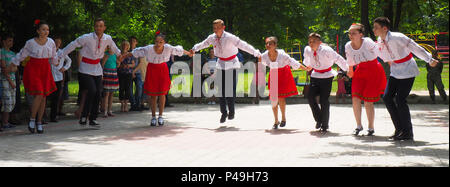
[{"x1": 0, "y1": 103, "x2": 448, "y2": 167}]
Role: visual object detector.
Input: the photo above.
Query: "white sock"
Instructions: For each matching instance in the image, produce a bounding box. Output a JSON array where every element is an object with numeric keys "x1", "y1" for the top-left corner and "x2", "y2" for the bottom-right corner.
[
  {"x1": 357, "y1": 125, "x2": 363, "y2": 130},
  {"x1": 36, "y1": 122, "x2": 43, "y2": 131},
  {"x1": 369, "y1": 128, "x2": 374, "y2": 131},
  {"x1": 29, "y1": 119, "x2": 36, "y2": 128}
]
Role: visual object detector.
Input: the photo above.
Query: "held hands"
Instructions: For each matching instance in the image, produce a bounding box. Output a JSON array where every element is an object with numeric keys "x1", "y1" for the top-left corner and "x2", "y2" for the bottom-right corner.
[
  {"x1": 347, "y1": 71, "x2": 354, "y2": 78},
  {"x1": 430, "y1": 59, "x2": 439, "y2": 67},
  {"x1": 306, "y1": 66, "x2": 313, "y2": 71},
  {"x1": 188, "y1": 49, "x2": 195, "y2": 57}
]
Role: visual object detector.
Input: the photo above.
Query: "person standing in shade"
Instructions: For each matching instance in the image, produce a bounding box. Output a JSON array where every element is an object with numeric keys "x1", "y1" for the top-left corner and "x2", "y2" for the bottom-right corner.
[{"x1": 426, "y1": 50, "x2": 447, "y2": 104}]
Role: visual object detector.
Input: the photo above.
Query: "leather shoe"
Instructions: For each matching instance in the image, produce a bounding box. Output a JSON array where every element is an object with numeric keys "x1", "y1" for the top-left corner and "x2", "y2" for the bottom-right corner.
[
  {"x1": 228, "y1": 113, "x2": 235, "y2": 120},
  {"x1": 220, "y1": 114, "x2": 227, "y2": 123}
]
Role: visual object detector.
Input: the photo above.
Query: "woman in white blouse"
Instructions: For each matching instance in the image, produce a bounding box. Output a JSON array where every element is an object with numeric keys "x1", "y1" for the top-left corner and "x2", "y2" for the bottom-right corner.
[
  {"x1": 345, "y1": 23, "x2": 387, "y2": 136},
  {"x1": 130, "y1": 32, "x2": 191, "y2": 126},
  {"x1": 259, "y1": 37, "x2": 307, "y2": 129},
  {"x1": 11, "y1": 20, "x2": 59, "y2": 134}
]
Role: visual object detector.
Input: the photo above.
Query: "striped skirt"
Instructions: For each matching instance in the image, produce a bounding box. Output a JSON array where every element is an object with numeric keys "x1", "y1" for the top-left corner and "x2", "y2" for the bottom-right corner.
[{"x1": 103, "y1": 68, "x2": 119, "y2": 92}]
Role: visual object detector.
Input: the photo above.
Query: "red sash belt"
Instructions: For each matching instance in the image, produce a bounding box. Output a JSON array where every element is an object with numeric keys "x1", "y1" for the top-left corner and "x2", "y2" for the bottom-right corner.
[
  {"x1": 82, "y1": 57, "x2": 101, "y2": 65},
  {"x1": 29, "y1": 57, "x2": 50, "y2": 63},
  {"x1": 219, "y1": 54, "x2": 237, "y2": 61},
  {"x1": 314, "y1": 67, "x2": 332, "y2": 73},
  {"x1": 393, "y1": 53, "x2": 413, "y2": 64}
]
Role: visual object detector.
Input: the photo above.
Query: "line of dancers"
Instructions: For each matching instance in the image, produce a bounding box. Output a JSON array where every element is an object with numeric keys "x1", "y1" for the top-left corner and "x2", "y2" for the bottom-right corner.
[{"x1": 7, "y1": 17, "x2": 439, "y2": 141}]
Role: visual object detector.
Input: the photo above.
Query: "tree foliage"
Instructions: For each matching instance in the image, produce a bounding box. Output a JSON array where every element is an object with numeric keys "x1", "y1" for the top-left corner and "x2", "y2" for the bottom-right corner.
[{"x1": 0, "y1": 0, "x2": 448, "y2": 52}]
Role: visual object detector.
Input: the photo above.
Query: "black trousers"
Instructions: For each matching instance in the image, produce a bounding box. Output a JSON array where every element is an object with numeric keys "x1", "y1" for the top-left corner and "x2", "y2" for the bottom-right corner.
[
  {"x1": 49, "y1": 81, "x2": 63, "y2": 120},
  {"x1": 79, "y1": 73, "x2": 102, "y2": 121},
  {"x1": 216, "y1": 69, "x2": 237, "y2": 116},
  {"x1": 383, "y1": 77, "x2": 415, "y2": 136},
  {"x1": 307, "y1": 77, "x2": 334, "y2": 129}
]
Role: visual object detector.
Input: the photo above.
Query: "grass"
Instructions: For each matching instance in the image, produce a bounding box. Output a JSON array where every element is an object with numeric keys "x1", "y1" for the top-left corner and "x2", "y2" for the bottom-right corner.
[{"x1": 19, "y1": 60, "x2": 449, "y2": 97}]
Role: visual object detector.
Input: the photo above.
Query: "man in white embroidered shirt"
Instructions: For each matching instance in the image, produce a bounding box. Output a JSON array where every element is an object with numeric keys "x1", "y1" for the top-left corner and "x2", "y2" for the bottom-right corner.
[
  {"x1": 374, "y1": 17, "x2": 438, "y2": 141},
  {"x1": 189, "y1": 19, "x2": 261, "y2": 123},
  {"x1": 59, "y1": 18, "x2": 121, "y2": 127}
]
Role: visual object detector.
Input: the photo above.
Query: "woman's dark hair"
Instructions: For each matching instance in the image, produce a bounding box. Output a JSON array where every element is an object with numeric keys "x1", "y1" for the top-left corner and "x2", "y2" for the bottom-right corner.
[{"x1": 155, "y1": 31, "x2": 166, "y2": 42}]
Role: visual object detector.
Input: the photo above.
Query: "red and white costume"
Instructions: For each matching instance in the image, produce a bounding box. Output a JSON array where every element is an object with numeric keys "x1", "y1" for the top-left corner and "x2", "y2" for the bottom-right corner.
[
  {"x1": 345, "y1": 37, "x2": 387, "y2": 102},
  {"x1": 131, "y1": 44, "x2": 185, "y2": 96},
  {"x1": 12, "y1": 38, "x2": 59, "y2": 96}
]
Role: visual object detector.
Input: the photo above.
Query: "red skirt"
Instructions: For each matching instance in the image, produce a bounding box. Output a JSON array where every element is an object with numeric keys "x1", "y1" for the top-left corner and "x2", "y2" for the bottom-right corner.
[
  {"x1": 352, "y1": 59, "x2": 387, "y2": 102},
  {"x1": 268, "y1": 66, "x2": 298, "y2": 99},
  {"x1": 23, "y1": 58, "x2": 57, "y2": 96},
  {"x1": 143, "y1": 62, "x2": 171, "y2": 96}
]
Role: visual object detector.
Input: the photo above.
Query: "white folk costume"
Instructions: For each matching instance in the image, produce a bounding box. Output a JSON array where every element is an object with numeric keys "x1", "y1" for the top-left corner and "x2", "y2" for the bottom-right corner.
[
  {"x1": 260, "y1": 49, "x2": 301, "y2": 100},
  {"x1": 192, "y1": 31, "x2": 261, "y2": 119},
  {"x1": 377, "y1": 31, "x2": 435, "y2": 139},
  {"x1": 192, "y1": 31, "x2": 261, "y2": 70},
  {"x1": 59, "y1": 32, "x2": 121, "y2": 122},
  {"x1": 303, "y1": 44, "x2": 349, "y2": 130},
  {"x1": 12, "y1": 38, "x2": 59, "y2": 96},
  {"x1": 131, "y1": 44, "x2": 185, "y2": 96},
  {"x1": 345, "y1": 37, "x2": 386, "y2": 102}
]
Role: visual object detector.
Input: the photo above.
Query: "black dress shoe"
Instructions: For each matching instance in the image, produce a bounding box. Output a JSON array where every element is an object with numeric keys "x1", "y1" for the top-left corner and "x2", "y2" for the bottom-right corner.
[
  {"x1": 220, "y1": 114, "x2": 227, "y2": 123},
  {"x1": 228, "y1": 114, "x2": 235, "y2": 120},
  {"x1": 280, "y1": 121, "x2": 286, "y2": 127},
  {"x1": 389, "y1": 131, "x2": 401, "y2": 140},
  {"x1": 394, "y1": 132, "x2": 414, "y2": 141},
  {"x1": 315, "y1": 122, "x2": 322, "y2": 129},
  {"x1": 79, "y1": 118, "x2": 87, "y2": 126},
  {"x1": 89, "y1": 120, "x2": 100, "y2": 127}
]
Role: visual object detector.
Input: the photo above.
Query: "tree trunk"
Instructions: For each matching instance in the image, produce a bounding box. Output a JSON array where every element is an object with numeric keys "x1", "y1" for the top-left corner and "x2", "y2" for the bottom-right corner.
[
  {"x1": 383, "y1": 0, "x2": 394, "y2": 23},
  {"x1": 361, "y1": 0, "x2": 376, "y2": 39},
  {"x1": 393, "y1": 0, "x2": 404, "y2": 31}
]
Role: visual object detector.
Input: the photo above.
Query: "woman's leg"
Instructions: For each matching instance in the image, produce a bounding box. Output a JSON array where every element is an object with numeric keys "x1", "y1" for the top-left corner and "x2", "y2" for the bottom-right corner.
[
  {"x1": 279, "y1": 98, "x2": 286, "y2": 122},
  {"x1": 37, "y1": 96, "x2": 47, "y2": 123},
  {"x1": 150, "y1": 96, "x2": 157, "y2": 117},
  {"x1": 364, "y1": 101, "x2": 375, "y2": 130},
  {"x1": 31, "y1": 95, "x2": 44, "y2": 120},
  {"x1": 158, "y1": 95, "x2": 166, "y2": 116},
  {"x1": 107, "y1": 93, "x2": 114, "y2": 113},
  {"x1": 271, "y1": 99, "x2": 279, "y2": 124},
  {"x1": 352, "y1": 97, "x2": 362, "y2": 128}
]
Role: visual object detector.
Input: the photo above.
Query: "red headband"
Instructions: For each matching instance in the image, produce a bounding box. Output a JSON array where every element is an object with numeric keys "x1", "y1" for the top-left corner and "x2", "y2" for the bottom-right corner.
[
  {"x1": 34, "y1": 19, "x2": 41, "y2": 26},
  {"x1": 155, "y1": 30, "x2": 161, "y2": 36}
]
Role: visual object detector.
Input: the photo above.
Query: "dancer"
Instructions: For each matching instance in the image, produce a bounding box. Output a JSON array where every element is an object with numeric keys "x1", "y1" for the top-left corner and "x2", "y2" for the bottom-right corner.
[
  {"x1": 303, "y1": 33, "x2": 349, "y2": 132},
  {"x1": 259, "y1": 37, "x2": 307, "y2": 129},
  {"x1": 190, "y1": 19, "x2": 261, "y2": 123},
  {"x1": 374, "y1": 17, "x2": 438, "y2": 141},
  {"x1": 11, "y1": 20, "x2": 59, "y2": 134},
  {"x1": 130, "y1": 32, "x2": 191, "y2": 126},
  {"x1": 59, "y1": 18, "x2": 121, "y2": 127},
  {"x1": 345, "y1": 23, "x2": 387, "y2": 136}
]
